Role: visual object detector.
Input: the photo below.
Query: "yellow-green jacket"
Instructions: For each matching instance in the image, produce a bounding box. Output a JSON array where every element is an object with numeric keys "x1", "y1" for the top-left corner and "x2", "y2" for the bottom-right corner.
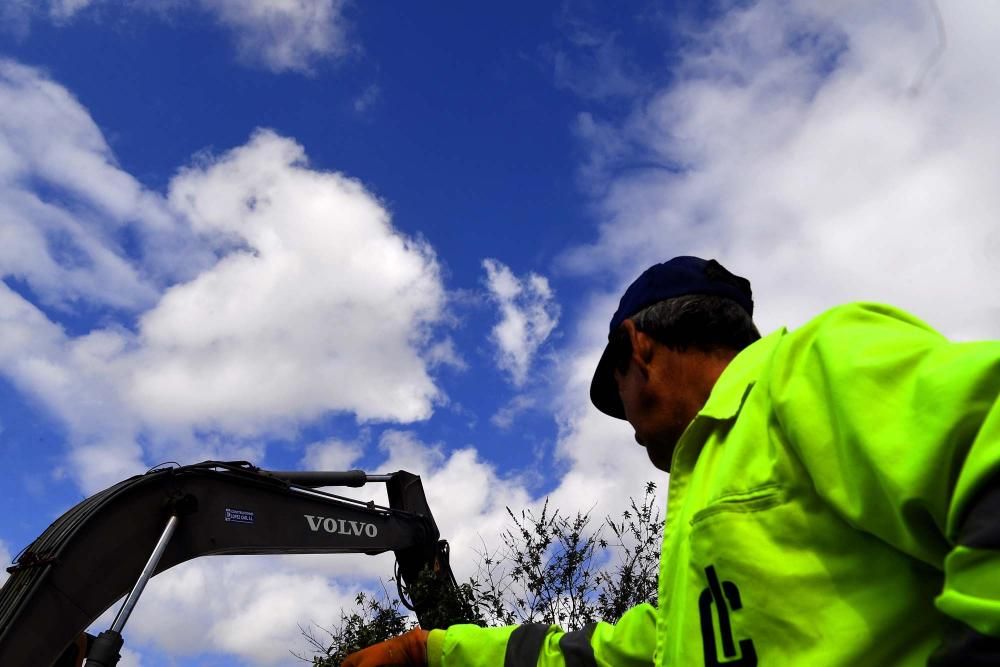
[{"x1": 427, "y1": 303, "x2": 1000, "y2": 666}]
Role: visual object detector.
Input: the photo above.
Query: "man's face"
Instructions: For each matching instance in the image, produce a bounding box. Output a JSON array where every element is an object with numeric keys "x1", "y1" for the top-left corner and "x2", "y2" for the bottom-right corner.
[
  {"x1": 613, "y1": 343, "x2": 699, "y2": 472},
  {"x1": 612, "y1": 324, "x2": 734, "y2": 472}
]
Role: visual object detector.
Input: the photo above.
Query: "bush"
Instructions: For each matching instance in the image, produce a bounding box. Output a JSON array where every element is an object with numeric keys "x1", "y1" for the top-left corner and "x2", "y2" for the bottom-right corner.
[{"x1": 301, "y1": 589, "x2": 410, "y2": 666}]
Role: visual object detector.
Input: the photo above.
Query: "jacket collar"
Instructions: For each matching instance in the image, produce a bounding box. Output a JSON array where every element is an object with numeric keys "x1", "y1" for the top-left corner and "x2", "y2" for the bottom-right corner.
[{"x1": 697, "y1": 327, "x2": 786, "y2": 421}]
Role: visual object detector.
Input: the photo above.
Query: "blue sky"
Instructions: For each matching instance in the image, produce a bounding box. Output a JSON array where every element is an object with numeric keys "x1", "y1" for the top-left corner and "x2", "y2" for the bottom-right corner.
[{"x1": 2, "y1": 1, "x2": 999, "y2": 665}]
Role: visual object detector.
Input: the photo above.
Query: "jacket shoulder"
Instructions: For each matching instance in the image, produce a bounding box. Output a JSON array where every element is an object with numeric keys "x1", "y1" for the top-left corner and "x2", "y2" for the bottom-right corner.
[{"x1": 790, "y1": 302, "x2": 944, "y2": 342}]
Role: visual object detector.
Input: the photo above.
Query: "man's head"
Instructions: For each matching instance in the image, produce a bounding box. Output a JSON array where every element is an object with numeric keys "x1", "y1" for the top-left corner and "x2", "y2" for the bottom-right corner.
[{"x1": 590, "y1": 257, "x2": 760, "y2": 470}]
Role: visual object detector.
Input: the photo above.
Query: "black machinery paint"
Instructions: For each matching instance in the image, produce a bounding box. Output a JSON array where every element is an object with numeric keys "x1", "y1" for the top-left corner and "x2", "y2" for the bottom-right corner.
[{"x1": 0, "y1": 461, "x2": 457, "y2": 667}]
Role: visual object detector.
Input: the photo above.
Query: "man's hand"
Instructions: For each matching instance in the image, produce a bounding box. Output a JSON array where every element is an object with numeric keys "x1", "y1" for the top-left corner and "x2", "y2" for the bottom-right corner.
[{"x1": 340, "y1": 628, "x2": 430, "y2": 667}]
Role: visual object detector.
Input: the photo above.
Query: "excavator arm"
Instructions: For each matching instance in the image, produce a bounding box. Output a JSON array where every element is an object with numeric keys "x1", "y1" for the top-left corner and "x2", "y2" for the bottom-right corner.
[{"x1": 0, "y1": 461, "x2": 457, "y2": 667}]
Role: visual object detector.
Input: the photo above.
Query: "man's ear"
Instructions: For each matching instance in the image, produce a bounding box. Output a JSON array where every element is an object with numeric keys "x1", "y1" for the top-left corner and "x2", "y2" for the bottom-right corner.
[{"x1": 621, "y1": 319, "x2": 655, "y2": 375}]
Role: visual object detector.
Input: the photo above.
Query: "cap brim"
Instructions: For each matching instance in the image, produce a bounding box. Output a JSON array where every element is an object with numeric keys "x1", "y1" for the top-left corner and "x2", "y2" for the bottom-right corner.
[{"x1": 589, "y1": 342, "x2": 626, "y2": 419}]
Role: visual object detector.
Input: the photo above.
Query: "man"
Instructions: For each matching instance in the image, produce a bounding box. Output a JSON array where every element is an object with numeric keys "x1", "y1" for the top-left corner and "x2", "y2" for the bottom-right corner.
[{"x1": 344, "y1": 256, "x2": 1000, "y2": 666}]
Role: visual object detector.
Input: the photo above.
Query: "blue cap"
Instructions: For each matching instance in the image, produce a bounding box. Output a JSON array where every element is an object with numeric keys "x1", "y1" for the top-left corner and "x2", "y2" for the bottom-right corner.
[{"x1": 589, "y1": 256, "x2": 753, "y2": 418}]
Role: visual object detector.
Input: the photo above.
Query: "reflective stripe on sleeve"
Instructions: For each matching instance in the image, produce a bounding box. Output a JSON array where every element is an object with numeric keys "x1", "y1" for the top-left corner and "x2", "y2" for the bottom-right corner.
[
  {"x1": 505, "y1": 623, "x2": 551, "y2": 667},
  {"x1": 558, "y1": 623, "x2": 599, "y2": 667}
]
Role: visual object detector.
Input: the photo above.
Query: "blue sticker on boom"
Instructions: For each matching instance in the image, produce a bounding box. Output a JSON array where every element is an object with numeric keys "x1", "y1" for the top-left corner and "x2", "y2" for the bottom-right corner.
[{"x1": 225, "y1": 508, "x2": 255, "y2": 524}]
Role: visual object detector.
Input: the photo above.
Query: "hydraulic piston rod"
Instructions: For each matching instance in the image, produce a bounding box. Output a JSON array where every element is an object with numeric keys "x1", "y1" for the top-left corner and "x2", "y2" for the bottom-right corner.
[
  {"x1": 84, "y1": 514, "x2": 179, "y2": 667},
  {"x1": 265, "y1": 469, "x2": 393, "y2": 487}
]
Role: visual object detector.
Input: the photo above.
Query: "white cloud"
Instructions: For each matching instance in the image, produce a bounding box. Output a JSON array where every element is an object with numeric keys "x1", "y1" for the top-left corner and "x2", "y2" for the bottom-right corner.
[
  {"x1": 302, "y1": 437, "x2": 364, "y2": 471},
  {"x1": 353, "y1": 83, "x2": 381, "y2": 113},
  {"x1": 47, "y1": 0, "x2": 94, "y2": 21},
  {"x1": 424, "y1": 337, "x2": 467, "y2": 371},
  {"x1": 490, "y1": 394, "x2": 535, "y2": 429},
  {"x1": 113, "y1": 557, "x2": 367, "y2": 665},
  {"x1": 370, "y1": 430, "x2": 534, "y2": 582},
  {"x1": 0, "y1": 284, "x2": 148, "y2": 490},
  {"x1": 134, "y1": 128, "x2": 446, "y2": 431},
  {"x1": 562, "y1": 1, "x2": 1000, "y2": 340},
  {"x1": 550, "y1": 34, "x2": 644, "y2": 101},
  {"x1": 482, "y1": 259, "x2": 560, "y2": 386},
  {"x1": 199, "y1": 0, "x2": 352, "y2": 74},
  {"x1": 119, "y1": 648, "x2": 143, "y2": 667},
  {"x1": 0, "y1": 0, "x2": 98, "y2": 26},
  {"x1": 0, "y1": 60, "x2": 202, "y2": 310},
  {"x1": 0, "y1": 64, "x2": 451, "y2": 492},
  {"x1": 5, "y1": 1, "x2": 352, "y2": 74},
  {"x1": 549, "y1": 349, "x2": 663, "y2": 516}
]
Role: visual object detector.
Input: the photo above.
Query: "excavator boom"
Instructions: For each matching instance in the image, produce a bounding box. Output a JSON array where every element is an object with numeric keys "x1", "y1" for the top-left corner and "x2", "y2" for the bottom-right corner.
[{"x1": 0, "y1": 461, "x2": 454, "y2": 667}]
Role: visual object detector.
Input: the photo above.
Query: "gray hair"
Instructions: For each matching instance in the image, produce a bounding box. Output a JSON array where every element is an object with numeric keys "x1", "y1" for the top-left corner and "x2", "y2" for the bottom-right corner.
[{"x1": 611, "y1": 294, "x2": 760, "y2": 372}]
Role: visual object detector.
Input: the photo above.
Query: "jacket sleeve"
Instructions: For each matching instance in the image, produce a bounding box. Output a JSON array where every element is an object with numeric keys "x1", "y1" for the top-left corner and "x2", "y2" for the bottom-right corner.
[
  {"x1": 768, "y1": 303, "x2": 1000, "y2": 664},
  {"x1": 427, "y1": 603, "x2": 658, "y2": 667}
]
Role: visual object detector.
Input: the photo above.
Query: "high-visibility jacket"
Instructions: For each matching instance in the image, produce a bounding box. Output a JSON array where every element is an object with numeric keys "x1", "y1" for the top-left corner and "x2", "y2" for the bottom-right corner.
[{"x1": 427, "y1": 303, "x2": 1000, "y2": 666}]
